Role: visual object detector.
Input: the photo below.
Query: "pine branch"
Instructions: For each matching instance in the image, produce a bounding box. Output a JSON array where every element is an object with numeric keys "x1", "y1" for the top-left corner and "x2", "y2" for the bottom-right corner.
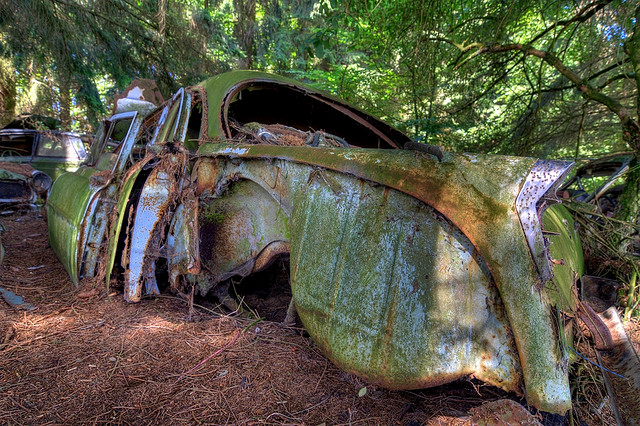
[{"x1": 529, "y1": 0, "x2": 613, "y2": 46}]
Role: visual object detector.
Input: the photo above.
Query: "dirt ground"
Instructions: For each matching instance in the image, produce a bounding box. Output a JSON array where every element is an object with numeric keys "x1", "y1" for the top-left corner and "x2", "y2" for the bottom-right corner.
[{"x1": 0, "y1": 210, "x2": 636, "y2": 425}]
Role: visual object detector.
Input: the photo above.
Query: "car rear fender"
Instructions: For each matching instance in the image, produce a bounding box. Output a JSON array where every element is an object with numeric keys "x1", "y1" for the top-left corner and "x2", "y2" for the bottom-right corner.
[{"x1": 194, "y1": 144, "x2": 574, "y2": 413}]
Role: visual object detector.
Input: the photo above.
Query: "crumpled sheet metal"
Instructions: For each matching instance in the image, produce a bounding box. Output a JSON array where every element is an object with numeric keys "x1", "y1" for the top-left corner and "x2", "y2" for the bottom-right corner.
[
  {"x1": 195, "y1": 155, "x2": 522, "y2": 392},
  {"x1": 47, "y1": 168, "x2": 109, "y2": 285},
  {"x1": 124, "y1": 152, "x2": 187, "y2": 303},
  {"x1": 193, "y1": 144, "x2": 573, "y2": 412},
  {"x1": 197, "y1": 178, "x2": 290, "y2": 294},
  {"x1": 167, "y1": 193, "x2": 201, "y2": 290}
]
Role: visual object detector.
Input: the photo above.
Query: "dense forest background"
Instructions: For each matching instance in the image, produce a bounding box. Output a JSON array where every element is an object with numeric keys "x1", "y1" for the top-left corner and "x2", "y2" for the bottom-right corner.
[{"x1": 1, "y1": 0, "x2": 638, "y2": 160}]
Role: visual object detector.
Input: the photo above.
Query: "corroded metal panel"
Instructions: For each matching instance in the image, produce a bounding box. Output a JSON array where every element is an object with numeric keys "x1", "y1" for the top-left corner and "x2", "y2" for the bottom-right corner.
[
  {"x1": 104, "y1": 163, "x2": 147, "y2": 286},
  {"x1": 46, "y1": 169, "x2": 108, "y2": 285},
  {"x1": 516, "y1": 160, "x2": 574, "y2": 283},
  {"x1": 197, "y1": 178, "x2": 289, "y2": 295},
  {"x1": 123, "y1": 153, "x2": 186, "y2": 302},
  {"x1": 167, "y1": 194, "x2": 201, "y2": 290},
  {"x1": 81, "y1": 185, "x2": 117, "y2": 279},
  {"x1": 196, "y1": 144, "x2": 572, "y2": 413},
  {"x1": 192, "y1": 155, "x2": 523, "y2": 394},
  {"x1": 288, "y1": 168, "x2": 522, "y2": 391}
]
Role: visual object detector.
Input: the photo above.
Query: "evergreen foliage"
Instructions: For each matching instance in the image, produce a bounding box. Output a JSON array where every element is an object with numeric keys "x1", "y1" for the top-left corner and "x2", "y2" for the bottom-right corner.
[
  {"x1": 0, "y1": 0, "x2": 637, "y2": 160},
  {"x1": 0, "y1": 0, "x2": 638, "y2": 313}
]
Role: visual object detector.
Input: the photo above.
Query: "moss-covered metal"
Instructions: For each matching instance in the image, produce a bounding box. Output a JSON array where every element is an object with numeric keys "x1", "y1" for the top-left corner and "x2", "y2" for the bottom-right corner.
[
  {"x1": 46, "y1": 168, "x2": 108, "y2": 284},
  {"x1": 194, "y1": 143, "x2": 574, "y2": 413},
  {"x1": 197, "y1": 70, "x2": 406, "y2": 147},
  {"x1": 47, "y1": 70, "x2": 588, "y2": 414}
]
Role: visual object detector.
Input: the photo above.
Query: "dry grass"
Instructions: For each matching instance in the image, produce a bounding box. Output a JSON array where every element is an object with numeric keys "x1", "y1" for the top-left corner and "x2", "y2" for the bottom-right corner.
[{"x1": 0, "y1": 211, "x2": 630, "y2": 425}]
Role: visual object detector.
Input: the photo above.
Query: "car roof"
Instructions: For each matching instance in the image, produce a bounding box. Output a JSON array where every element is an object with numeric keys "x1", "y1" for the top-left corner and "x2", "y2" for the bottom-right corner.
[
  {"x1": 197, "y1": 70, "x2": 409, "y2": 148},
  {"x1": 0, "y1": 128, "x2": 82, "y2": 137}
]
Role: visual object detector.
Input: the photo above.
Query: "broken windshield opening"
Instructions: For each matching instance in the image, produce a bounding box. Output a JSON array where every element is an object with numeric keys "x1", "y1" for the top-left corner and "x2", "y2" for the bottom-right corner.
[
  {"x1": 185, "y1": 91, "x2": 203, "y2": 152},
  {"x1": 225, "y1": 82, "x2": 406, "y2": 149}
]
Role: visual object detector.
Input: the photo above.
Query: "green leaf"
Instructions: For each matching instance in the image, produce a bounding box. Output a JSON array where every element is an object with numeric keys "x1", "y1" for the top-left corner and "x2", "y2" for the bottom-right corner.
[{"x1": 358, "y1": 386, "x2": 367, "y2": 397}]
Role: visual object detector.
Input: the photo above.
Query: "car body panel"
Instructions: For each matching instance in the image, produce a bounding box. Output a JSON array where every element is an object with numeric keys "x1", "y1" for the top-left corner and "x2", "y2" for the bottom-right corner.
[
  {"x1": 199, "y1": 70, "x2": 406, "y2": 149},
  {"x1": 104, "y1": 164, "x2": 146, "y2": 288},
  {"x1": 192, "y1": 153, "x2": 523, "y2": 391},
  {"x1": 47, "y1": 166, "x2": 111, "y2": 284},
  {"x1": 47, "y1": 110, "x2": 147, "y2": 285},
  {"x1": 49, "y1": 87, "x2": 192, "y2": 288},
  {"x1": 194, "y1": 143, "x2": 572, "y2": 412},
  {"x1": 48, "y1": 70, "x2": 585, "y2": 414},
  {"x1": 0, "y1": 162, "x2": 51, "y2": 205},
  {"x1": 0, "y1": 129, "x2": 87, "y2": 181},
  {"x1": 123, "y1": 151, "x2": 188, "y2": 302}
]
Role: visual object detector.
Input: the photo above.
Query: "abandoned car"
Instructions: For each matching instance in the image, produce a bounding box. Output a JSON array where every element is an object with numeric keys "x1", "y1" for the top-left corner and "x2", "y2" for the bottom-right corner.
[
  {"x1": 0, "y1": 161, "x2": 51, "y2": 205},
  {"x1": 48, "y1": 71, "x2": 596, "y2": 414},
  {"x1": 0, "y1": 128, "x2": 87, "y2": 181}
]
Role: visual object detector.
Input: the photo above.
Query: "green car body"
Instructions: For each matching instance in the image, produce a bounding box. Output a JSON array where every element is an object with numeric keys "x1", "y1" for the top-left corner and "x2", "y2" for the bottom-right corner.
[
  {"x1": 0, "y1": 161, "x2": 51, "y2": 205},
  {"x1": 0, "y1": 128, "x2": 87, "y2": 182},
  {"x1": 47, "y1": 71, "x2": 585, "y2": 414}
]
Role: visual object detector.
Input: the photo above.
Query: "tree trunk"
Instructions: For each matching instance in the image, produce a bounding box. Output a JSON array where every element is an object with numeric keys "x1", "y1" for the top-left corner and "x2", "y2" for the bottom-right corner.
[
  {"x1": 59, "y1": 78, "x2": 71, "y2": 127},
  {"x1": 0, "y1": 59, "x2": 16, "y2": 127},
  {"x1": 233, "y1": 0, "x2": 256, "y2": 70}
]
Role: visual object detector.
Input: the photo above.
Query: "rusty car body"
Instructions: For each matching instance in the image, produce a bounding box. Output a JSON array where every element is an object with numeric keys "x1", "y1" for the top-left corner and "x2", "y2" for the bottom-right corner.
[
  {"x1": 0, "y1": 161, "x2": 51, "y2": 205},
  {"x1": 47, "y1": 71, "x2": 589, "y2": 414},
  {"x1": 0, "y1": 128, "x2": 87, "y2": 181}
]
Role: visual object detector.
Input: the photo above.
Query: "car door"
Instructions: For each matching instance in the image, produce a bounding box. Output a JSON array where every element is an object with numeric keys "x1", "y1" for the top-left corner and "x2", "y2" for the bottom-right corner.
[
  {"x1": 48, "y1": 91, "x2": 188, "y2": 286},
  {"x1": 114, "y1": 90, "x2": 193, "y2": 302},
  {"x1": 47, "y1": 110, "x2": 146, "y2": 285}
]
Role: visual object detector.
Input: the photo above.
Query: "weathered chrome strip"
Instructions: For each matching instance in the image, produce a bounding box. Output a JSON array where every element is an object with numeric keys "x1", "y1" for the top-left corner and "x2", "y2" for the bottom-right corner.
[{"x1": 516, "y1": 160, "x2": 574, "y2": 282}]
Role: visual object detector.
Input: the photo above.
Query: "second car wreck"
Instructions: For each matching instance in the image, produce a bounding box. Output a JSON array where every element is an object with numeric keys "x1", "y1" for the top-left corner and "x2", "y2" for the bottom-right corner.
[
  {"x1": 48, "y1": 71, "x2": 616, "y2": 414},
  {"x1": 0, "y1": 161, "x2": 51, "y2": 205}
]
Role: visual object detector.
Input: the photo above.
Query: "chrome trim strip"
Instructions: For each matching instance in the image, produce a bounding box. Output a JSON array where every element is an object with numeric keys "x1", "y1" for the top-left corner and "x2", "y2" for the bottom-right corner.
[{"x1": 516, "y1": 159, "x2": 574, "y2": 282}]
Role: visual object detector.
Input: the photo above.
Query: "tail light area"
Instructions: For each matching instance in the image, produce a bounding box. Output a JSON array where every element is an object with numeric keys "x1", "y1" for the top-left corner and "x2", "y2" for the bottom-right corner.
[{"x1": 516, "y1": 160, "x2": 574, "y2": 282}]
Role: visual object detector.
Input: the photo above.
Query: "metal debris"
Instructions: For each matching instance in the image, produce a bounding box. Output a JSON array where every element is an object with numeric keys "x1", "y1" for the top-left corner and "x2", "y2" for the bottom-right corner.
[{"x1": 0, "y1": 287, "x2": 35, "y2": 311}]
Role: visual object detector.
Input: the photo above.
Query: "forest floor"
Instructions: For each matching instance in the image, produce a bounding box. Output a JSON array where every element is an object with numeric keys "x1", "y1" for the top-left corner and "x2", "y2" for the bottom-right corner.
[{"x1": 0, "y1": 210, "x2": 637, "y2": 425}]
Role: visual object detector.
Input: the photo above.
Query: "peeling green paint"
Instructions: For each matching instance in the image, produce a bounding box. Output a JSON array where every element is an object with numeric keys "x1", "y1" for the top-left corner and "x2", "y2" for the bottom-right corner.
[
  {"x1": 195, "y1": 144, "x2": 573, "y2": 413},
  {"x1": 47, "y1": 70, "x2": 587, "y2": 415}
]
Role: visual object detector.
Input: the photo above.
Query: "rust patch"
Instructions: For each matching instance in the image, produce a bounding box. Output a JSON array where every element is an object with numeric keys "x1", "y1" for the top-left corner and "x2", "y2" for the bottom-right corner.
[
  {"x1": 194, "y1": 158, "x2": 219, "y2": 196},
  {"x1": 0, "y1": 162, "x2": 36, "y2": 178},
  {"x1": 252, "y1": 241, "x2": 290, "y2": 273}
]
